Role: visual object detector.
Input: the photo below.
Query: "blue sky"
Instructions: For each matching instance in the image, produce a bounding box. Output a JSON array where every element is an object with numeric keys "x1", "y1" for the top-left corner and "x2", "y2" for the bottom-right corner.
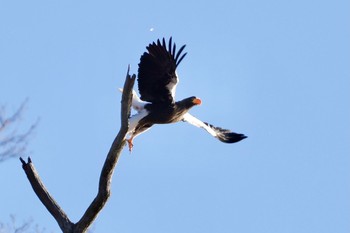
[{"x1": 1, "y1": 0, "x2": 349, "y2": 232}]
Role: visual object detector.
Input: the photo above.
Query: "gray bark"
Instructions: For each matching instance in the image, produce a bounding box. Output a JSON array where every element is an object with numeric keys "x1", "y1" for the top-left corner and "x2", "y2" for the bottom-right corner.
[{"x1": 20, "y1": 67, "x2": 136, "y2": 233}]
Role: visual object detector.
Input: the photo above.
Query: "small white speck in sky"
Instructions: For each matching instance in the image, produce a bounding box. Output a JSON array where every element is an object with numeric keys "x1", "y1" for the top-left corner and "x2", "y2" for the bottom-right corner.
[{"x1": 149, "y1": 27, "x2": 154, "y2": 32}]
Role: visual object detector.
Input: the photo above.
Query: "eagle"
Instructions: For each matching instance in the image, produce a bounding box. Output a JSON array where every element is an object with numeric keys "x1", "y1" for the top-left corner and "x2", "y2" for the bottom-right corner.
[{"x1": 121, "y1": 38, "x2": 246, "y2": 151}]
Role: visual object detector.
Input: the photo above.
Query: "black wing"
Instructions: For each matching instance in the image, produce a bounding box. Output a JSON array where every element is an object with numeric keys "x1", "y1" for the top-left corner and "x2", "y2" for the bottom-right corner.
[{"x1": 138, "y1": 37, "x2": 187, "y2": 104}]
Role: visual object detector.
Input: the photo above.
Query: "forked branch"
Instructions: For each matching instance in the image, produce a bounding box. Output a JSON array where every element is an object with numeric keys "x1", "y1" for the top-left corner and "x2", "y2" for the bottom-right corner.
[{"x1": 20, "y1": 67, "x2": 136, "y2": 233}]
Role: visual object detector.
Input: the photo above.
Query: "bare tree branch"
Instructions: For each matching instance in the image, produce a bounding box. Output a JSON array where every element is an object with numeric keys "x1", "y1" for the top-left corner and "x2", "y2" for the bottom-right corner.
[
  {"x1": 19, "y1": 157, "x2": 73, "y2": 232},
  {"x1": 0, "y1": 215, "x2": 48, "y2": 233},
  {"x1": 0, "y1": 215, "x2": 32, "y2": 233},
  {"x1": 75, "y1": 67, "x2": 136, "y2": 232},
  {"x1": 0, "y1": 99, "x2": 38, "y2": 162},
  {"x1": 20, "y1": 67, "x2": 135, "y2": 233}
]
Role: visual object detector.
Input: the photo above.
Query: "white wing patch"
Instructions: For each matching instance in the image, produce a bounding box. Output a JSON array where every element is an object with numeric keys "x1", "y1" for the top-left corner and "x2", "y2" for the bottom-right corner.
[
  {"x1": 119, "y1": 88, "x2": 152, "y2": 139},
  {"x1": 166, "y1": 72, "x2": 179, "y2": 100},
  {"x1": 128, "y1": 109, "x2": 149, "y2": 135},
  {"x1": 119, "y1": 88, "x2": 150, "y2": 112},
  {"x1": 182, "y1": 113, "x2": 217, "y2": 137}
]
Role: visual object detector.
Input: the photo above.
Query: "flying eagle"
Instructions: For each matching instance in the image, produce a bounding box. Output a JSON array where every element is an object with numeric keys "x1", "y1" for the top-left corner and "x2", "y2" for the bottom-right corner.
[{"x1": 122, "y1": 38, "x2": 246, "y2": 151}]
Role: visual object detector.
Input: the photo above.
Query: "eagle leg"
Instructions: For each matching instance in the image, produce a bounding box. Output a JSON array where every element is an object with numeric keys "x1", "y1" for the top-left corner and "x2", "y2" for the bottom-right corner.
[{"x1": 126, "y1": 137, "x2": 134, "y2": 152}]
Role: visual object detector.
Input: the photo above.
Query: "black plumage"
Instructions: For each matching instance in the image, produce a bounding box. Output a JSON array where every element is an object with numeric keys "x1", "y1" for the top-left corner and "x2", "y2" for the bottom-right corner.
[
  {"x1": 138, "y1": 38, "x2": 186, "y2": 104},
  {"x1": 124, "y1": 37, "x2": 246, "y2": 151}
]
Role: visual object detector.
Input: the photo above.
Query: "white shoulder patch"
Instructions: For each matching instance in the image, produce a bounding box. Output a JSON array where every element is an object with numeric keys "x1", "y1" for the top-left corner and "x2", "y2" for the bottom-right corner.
[
  {"x1": 182, "y1": 113, "x2": 217, "y2": 137},
  {"x1": 166, "y1": 72, "x2": 179, "y2": 100}
]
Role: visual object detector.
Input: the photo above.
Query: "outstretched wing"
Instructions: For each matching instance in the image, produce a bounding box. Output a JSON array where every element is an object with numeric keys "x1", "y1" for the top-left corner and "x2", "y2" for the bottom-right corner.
[
  {"x1": 138, "y1": 37, "x2": 187, "y2": 104},
  {"x1": 182, "y1": 113, "x2": 247, "y2": 143}
]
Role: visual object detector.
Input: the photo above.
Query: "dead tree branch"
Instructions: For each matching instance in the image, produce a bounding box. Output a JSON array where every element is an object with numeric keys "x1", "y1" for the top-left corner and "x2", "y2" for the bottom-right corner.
[
  {"x1": 75, "y1": 68, "x2": 135, "y2": 232},
  {"x1": 20, "y1": 67, "x2": 136, "y2": 233},
  {"x1": 20, "y1": 156, "x2": 73, "y2": 231}
]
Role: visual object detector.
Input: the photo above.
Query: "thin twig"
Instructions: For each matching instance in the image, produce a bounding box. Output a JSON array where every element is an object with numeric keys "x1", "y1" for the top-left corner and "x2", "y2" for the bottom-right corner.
[{"x1": 0, "y1": 99, "x2": 38, "y2": 161}]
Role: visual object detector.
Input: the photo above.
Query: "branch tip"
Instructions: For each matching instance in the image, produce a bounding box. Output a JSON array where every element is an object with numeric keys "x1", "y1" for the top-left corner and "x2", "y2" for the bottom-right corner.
[
  {"x1": 127, "y1": 64, "x2": 130, "y2": 75},
  {"x1": 19, "y1": 156, "x2": 32, "y2": 167},
  {"x1": 19, "y1": 157, "x2": 26, "y2": 165}
]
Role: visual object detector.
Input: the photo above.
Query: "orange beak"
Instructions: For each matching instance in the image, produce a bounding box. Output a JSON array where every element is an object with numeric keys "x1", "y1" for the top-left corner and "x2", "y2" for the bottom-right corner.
[{"x1": 193, "y1": 98, "x2": 202, "y2": 105}]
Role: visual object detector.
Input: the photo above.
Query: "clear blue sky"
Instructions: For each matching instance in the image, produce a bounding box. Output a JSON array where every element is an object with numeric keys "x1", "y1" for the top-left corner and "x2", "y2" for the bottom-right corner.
[{"x1": 1, "y1": 0, "x2": 349, "y2": 232}]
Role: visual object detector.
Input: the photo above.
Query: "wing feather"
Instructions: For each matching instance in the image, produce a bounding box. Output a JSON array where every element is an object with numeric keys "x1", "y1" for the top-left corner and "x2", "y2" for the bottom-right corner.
[
  {"x1": 138, "y1": 37, "x2": 187, "y2": 104},
  {"x1": 183, "y1": 113, "x2": 247, "y2": 143}
]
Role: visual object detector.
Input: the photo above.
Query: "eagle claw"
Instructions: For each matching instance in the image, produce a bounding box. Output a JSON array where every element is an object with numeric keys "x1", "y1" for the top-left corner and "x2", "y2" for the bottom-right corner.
[{"x1": 126, "y1": 138, "x2": 134, "y2": 152}]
